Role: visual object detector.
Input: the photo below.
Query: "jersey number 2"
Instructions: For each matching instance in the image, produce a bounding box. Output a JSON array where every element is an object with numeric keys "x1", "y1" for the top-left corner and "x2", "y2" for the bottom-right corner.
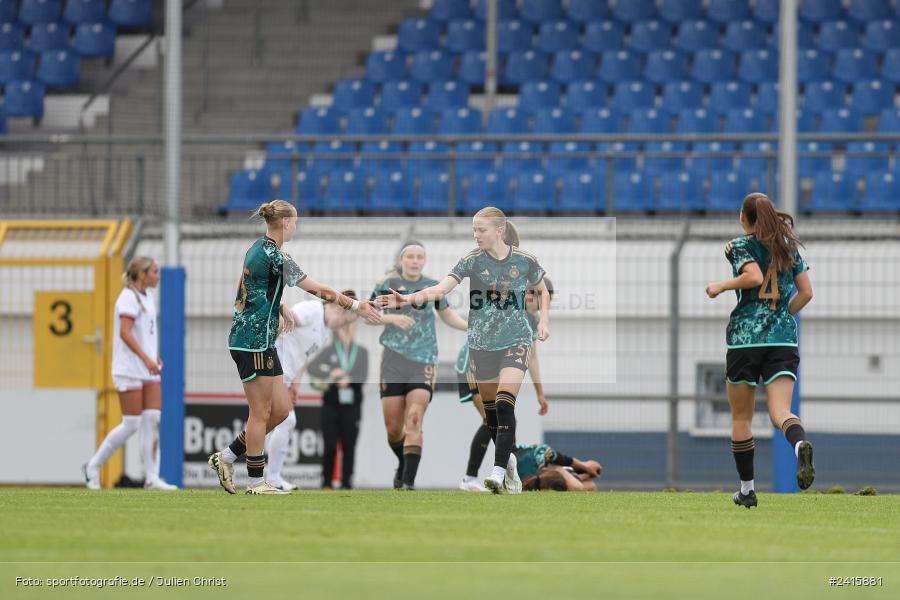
[{"x1": 759, "y1": 264, "x2": 780, "y2": 310}]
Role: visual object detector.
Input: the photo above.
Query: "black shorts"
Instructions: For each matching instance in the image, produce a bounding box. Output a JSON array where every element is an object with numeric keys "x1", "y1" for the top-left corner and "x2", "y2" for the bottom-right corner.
[
  {"x1": 726, "y1": 346, "x2": 799, "y2": 387},
  {"x1": 231, "y1": 348, "x2": 283, "y2": 382},
  {"x1": 457, "y1": 369, "x2": 479, "y2": 403},
  {"x1": 468, "y1": 344, "x2": 531, "y2": 381},
  {"x1": 380, "y1": 348, "x2": 436, "y2": 400}
]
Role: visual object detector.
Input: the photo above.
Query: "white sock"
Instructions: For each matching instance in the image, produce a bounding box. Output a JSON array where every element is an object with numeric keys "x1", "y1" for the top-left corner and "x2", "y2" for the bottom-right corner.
[
  {"x1": 248, "y1": 476, "x2": 264, "y2": 487},
  {"x1": 491, "y1": 465, "x2": 506, "y2": 481},
  {"x1": 464, "y1": 475, "x2": 479, "y2": 484},
  {"x1": 741, "y1": 479, "x2": 755, "y2": 495},
  {"x1": 266, "y1": 410, "x2": 296, "y2": 482},
  {"x1": 794, "y1": 441, "x2": 802, "y2": 458},
  {"x1": 220, "y1": 446, "x2": 238, "y2": 464},
  {"x1": 87, "y1": 416, "x2": 141, "y2": 473},
  {"x1": 140, "y1": 409, "x2": 162, "y2": 485}
]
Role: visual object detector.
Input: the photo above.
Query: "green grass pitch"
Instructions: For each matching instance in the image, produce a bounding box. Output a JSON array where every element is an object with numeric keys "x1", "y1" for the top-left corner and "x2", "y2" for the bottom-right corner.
[{"x1": 2, "y1": 489, "x2": 897, "y2": 599}]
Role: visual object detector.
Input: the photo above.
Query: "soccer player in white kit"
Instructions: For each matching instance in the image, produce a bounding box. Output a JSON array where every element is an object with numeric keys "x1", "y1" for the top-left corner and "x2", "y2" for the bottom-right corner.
[
  {"x1": 83, "y1": 257, "x2": 177, "y2": 490},
  {"x1": 268, "y1": 294, "x2": 359, "y2": 490}
]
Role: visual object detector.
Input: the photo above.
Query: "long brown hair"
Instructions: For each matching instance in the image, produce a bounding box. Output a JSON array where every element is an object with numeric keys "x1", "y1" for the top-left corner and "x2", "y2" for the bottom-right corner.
[
  {"x1": 522, "y1": 469, "x2": 568, "y2": 491},
  {"x1": 741, "y1": 193, "x2": 803, "y2": 273}
]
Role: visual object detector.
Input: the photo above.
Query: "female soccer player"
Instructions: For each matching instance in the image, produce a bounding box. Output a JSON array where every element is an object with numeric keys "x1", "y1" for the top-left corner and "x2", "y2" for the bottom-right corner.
[
  {"x1": 516, "y1": 442, "x2": 602, "y2": 492},
  {"x1": 208, "y1": 200, "x2": 380, "y2": 495},
  {"x1": 705, "y1": 192, "x2": 815, "y2": 508},
  {"x1": 83, "y1": 256, "x2": 176, "y2": 490},
  {"x1": 377, "y1": 208, "x2": 550, "y2": 494},
  {"x1": 370, "y1": 240, "x2": 467, "y2": 490}
]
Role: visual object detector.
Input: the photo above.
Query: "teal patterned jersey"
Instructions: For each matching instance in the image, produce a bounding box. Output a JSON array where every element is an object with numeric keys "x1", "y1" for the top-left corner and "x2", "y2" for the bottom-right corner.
[
  {"x1": 370, "y1": 273, "x2": 448, "y2": 364},
  {"x1": 513, "y1": 444, "x2": 557, "y2": 479},
  {"x1": 724, "y1": 235, "x2": 809, "y2": 348},
  {"x1": 454, "y1": 341, "x2": 470, "y2": 374},
  {"x1": 449, "y1": 247, "x2": 545, "y2": 351},
  {"x1": 228, "y1": 237, "x2": 306, "y2": 352}
]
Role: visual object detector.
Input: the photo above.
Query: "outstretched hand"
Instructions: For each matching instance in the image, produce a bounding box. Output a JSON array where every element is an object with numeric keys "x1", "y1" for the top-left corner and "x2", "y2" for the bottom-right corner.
[
  {"x1": 357, "y1": 300, "x2": 383, "y2": 325},
  {"x1": 375, "y1": 288, "x2": 409, "y2": 310}
]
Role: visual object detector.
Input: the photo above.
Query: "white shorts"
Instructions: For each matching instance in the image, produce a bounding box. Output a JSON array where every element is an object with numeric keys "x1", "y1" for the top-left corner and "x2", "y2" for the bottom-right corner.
[{"x1": 113, "y1": 375, "x2": 161, "y2": 392}]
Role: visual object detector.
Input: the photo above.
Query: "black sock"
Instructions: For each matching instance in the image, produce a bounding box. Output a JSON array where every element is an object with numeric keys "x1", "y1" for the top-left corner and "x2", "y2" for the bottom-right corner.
[
  {"x1": 228, "y1": 430, "x2": 247, "y2": 458},
  {"x1": 246, "y1": 454, "x2": 265, "y2": 479},
  {"x1": 781, "y1": 417, "x2": 806, "y2": 448},
  {"x1": 389, "y1": 437, "x2": 405, "y2": 470},
  {"x1": 466, "y1": 423, "x2": 492, "y2": 478},
  {"x1": 494, "y1": 391, "x2": 517, "y2": 468},
  {"x1": 402, "y1": 445, "x2": 422, "y2": 487},
  {"x1": 483, "y1": 401, "x2": 498, "y2": 444},
  {"x1": 731, "y1": 438, "x2": 755, "y2": 482}
]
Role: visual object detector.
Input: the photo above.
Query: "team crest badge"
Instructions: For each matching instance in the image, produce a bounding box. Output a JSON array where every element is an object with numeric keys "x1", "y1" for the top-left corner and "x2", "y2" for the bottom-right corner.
[
  {"x1": 509, "y1": 266, "x2": 520, "y2": 278},
  {"x1": 267, "y1": 356, "x2": 274, "y2": 370}
]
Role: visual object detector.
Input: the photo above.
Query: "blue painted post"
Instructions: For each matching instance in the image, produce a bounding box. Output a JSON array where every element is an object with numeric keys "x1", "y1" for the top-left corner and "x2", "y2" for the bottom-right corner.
[
  {"x1": 159, "y1": 266, "x2": 186, "y2": 487},
  {"x1": 773, "y1": 315, "x2": 800, "y2": 493}
]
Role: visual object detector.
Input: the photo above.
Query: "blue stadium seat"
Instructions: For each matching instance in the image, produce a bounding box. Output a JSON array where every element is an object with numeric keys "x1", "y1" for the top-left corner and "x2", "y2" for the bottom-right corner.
[
  {"x1": 500, "y1": 140, "x2": 542, "y2": 173},
  {"x1": 798, "y1": 49, "x2": 832, "y2": 83},
  {"x1": 820, "y1": 107, "x2": 864, "y2": 131},
  {"x1": 408, "y1": 141, "x2": 449, "y2": 172},
  {"x1": 427, "y1": 80, "x2": 469, "y2": 110},
  {"x1": 322, "y1": 170, "x2": 365, "y2": 213},
  {"x1": 674, "y1": 20, "x2": 719, "y2": 51},
  {"x1": 297, "y1": 106, "x2": 342, "y2": 135},
  {"x1": 599, "y1": 50, "x2": 645, "y2": 85},
  {"x1": 503, "y1": 50, "x2": 548, "y2": 85},
  {"x1": 551, "y1": 49, "x2": 594, "y2": 83},
  {"x1": 879, "y1": 107, "x2": 900, "y2": 131},
  {"x1": 558, "y1": 171, "x2": 602, "y2": 213},
  {"x1": 707, "y1": 0, "x2": 751, "y2": 23},
  {"x1": 537, "y1": 20, "x2": 577, "y2": 52},
  {"x1": 520, "y1": 80, "x2": 562, "y2": 111},
  {"x1": 628, "y1": 107, "x2": 669, "y2": 133},
  {"x1": 487, "y1": 107, "x2": 531, "y2": 133},
  {"x1": 861, "y1": 19, "x2": 900, "y2": 51},
  {"x1": 722, "y1": 20, "x2": 767, "y2": 52},
  {"x1": 832, "y1": 48, "x2": 878, "y2": 83},
  {"x1": 808, "y1": 171, "x2": 851, "y2": 212},
  {"x1": 770, "y1": 21, "x2": 816, "y2": 49},
  {"x1": 582, "y1": 21, "x2": 625, "y2": 54},
  {"x1": 644, "y1": 140, "x2": 687, "y2": 174},
  {"x1": 803, "y1": 81, "x2": 847, "y2": 112},
  {"x1": 498, "y1": 20, "x2": 532, "y2": 53},
  {"x1": 398, "y1": 18, "x2": 441, "y2": 53},
  {"x1": 359, "y1": 140, "x2": 404, "y2": 175},
  {"x1": 657, "y1": 171, "x2": 704, "y2": 212},
  {"x1": 612, "y1": 81, "x2": 655, "y2": 111},
  {"x1": 309, "y1": 141, "x2": 354, "y2": 175},
  {"x1": 692, "y1": 49, "x2": 737, "y2": 83},
  {"x1": 660, "y1": 0, "x2": 704, "y2": 22},
  {"x1": 464, "y1": 171, "x2": 511, "y2": 213},
  {"x1": 457, "y1": 141, "x2": 497, "y2": 175},
  {"x1": 612, "y1": 171, "x2": 653, "y2": 212},
  {"x1": 29, "y1": 22, "x2": 69, "y2": 53},
  {"x1": 64, "y1": 0, "x2": 106, "y2": 24},
  {"x1": 439, "y1": 106, "x2": 481, "y2": 133},
  {"x1": 0, "y1": 0, "x2": 16, "y2": 21},
  {"x1": 108, "y1": 0, "x2": 152, "y2": 28},
  {"x1": 265, "y1": 140, "x2": 303, "y2": 172},
  {"x1": 380, "y1": 80, "x2": 422, "y2": 112},
  {"x1": 411, "y1": 50, "x2": 455, "y2": 83},
  {"x1": 534, "y1": 106, "x2": 576, "y2": 133},
  {"x1": 332, "y1": 79, "x2": 376, "y2": 111},
  {"x1": 566, "y1": 0, "x2": 610, "y2": 23},
  {"x1": 392, "y1": 106, "x2": 437, "y2": 134},
  {"x1": 416, "y1": 171, "x2": 460, "y2": 213},
  {"x1": 0, "y1": 21, "x2": 24, "y2": 50},
  {"x1": 800, "y1": 0, "x2": 845, "y2": 22},
  {"x1": 677, "y1": 108, "x2": 719, "y2": 133},
  {"x1": 858, "y1": 172, "x2": 898, "y2": 212},
  {"x1": 644, "y1": 49, "x2": 689, "y2": 83},
  {"x1": 880, "y1": 48, "x2": 900, "y2": 83},
  {"x1": 851, "y1": 80, "x2": 894, "y2": 115},
  {"x1": 547, "y1": 141, "x2": 592, "y2": 173},
  {"x1": 817, "y1": 20, "x2": 860, "y2": 51},
  {"x1": 37, "y1": 49, "x2": 79, "y2": 87},
  {"x1": 753, "y1": 0, "x2": 780, "y2": 23},
  {"x1": 598, "y1": 140, "x2": 638, "y2": 171},
  {"x1": 430, "y1": 0, "x2": 471, "y2": 23},
  {"x1": 72, "y1": 22, "x2": 116, "y2": 58},
  {"x1": 512, "y1": 170, "x2": 554, "y2": 213},
  {"x1": 661, "y1": 81, "x2": 703, "y2": 114},
  {"x1": 710, "y1": 81, "x2": 754, "y2": 112},
  {"x1": 692, "y1": 141, "x2": 736, "y2": 172},
  {"x1": 369, "y1": 170, "x2": 412, "y2": 212},
  {"x1": 19, "y1": 0, "x2": 63, "y2": 25},
  {"x1": 580, "y1": 107, "x2": 624, "y2": 133},
  {"x1": 798, "y1": 140, "x2": 832, "y2": 177},
  {"x1": 346, "y1": 106, "x2": 389, "y2": 135},
  {"x1": 476, "y1": 0, "x2": 518, "y2": 20},
  {"x1": 738, "y1": 141, "x2": 776, "y2": 173},
  {"x1": 458, "y1": 51, "x2": 486, "y2": 86},
  {"x1": 848, "y1": 0, "x2": 892, "y2": 21},
  {"x1": 446, "y1": 19, "x2": 484, "y2": 53},
  {"x1": 225, "y1": 169, "x2": 266, "y2": 211},
  {"x1": 4, "y1": 79, "x2": 44, "y2": 118},
  {"x1": 724, "y1": 107, "x2": 769, "y2": 132},
  {"x1": 630, "y1": 21, "x2": 672, "y2": 52},
  {"x1": 566, "y1": 80, "x2": 608, "y2": 111},
  {"x1": 708, "y1": 171, "x2": 750, "y2": 211},
  {"x1": 521, "y1": 0, "x2": 563, "y2": 23},
  {"x1": 365, "y1": 51, "x2": 407, "y2": 83},
  {"x1": 0, "y1": 50, "x2": 35, "y2": 83},
  {"x1": 612, "y1": 0, "x2": 656, "y2": 22},
  {"x1": 738, "y1": 49, "x2": 778, "y2": 83},
  {"x1": 844, "y1": 140, "x2": 890, "y2": 174},
  {"x1": 754, "y1": 81, "x2": 779, "y2": 113}
]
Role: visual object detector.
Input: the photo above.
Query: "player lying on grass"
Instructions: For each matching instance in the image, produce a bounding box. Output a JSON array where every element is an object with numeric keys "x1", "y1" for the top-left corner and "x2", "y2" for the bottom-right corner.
[{"x1": 516, "y1": 443, "x2": 602, "y2": 492}]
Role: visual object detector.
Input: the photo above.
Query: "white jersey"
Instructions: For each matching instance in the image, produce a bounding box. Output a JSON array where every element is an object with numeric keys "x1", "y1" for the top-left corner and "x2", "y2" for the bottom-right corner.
[
  {"x1": 112, "y1": 287, "x2": 159, "y2": 379},
  {"x1": 275, "y1": 301, "x2": 333, "y2": 384}
]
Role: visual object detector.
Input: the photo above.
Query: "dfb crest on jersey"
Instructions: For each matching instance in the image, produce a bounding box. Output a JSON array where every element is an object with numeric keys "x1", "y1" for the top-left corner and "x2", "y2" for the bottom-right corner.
[
  {"x1": 267, "y1": 356, "x2": 274, "y2": 370},
  {"x1": 509, "y1": 266, "x2": 520, "y2": 278}
]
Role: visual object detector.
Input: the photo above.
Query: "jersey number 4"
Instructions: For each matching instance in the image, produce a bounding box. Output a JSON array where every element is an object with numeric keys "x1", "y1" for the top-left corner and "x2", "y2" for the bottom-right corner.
[{"x1": 759, "y1": 264, "x2": 780, "y2": 310}]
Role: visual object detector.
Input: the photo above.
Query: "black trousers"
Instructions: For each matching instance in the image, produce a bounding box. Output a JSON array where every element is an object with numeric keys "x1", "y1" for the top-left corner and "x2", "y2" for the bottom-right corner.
[{"x1": 321, "y1": 400, "x2": 361, "y2": 488}]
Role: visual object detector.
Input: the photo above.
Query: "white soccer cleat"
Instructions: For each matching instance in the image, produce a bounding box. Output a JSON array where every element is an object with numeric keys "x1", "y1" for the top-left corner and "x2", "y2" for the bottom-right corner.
[
  {"x1": 504, "y1": 453, "x2": 522, "y2": 494},
  {"x1": 458, "y1": 477, "x2": 487, "y2": 492},
  {"x1": 207, "y1": 452, "x2": 236, "y2": 494},
  {"x1": 246, "y1": 481, "x2": 290, "y2": 495},
  {"x1": 483, "y1": 473, "x2": 504, "y2": 495},
  {"x1": 83, "y1": 463, "x2": 100, "y2": 490},
  {"x1": 271, "y1": 477, "x2": 298, "y2": 492},
  {"x1": 144, "y1": 478, "x2": 178, "y2": 491}
]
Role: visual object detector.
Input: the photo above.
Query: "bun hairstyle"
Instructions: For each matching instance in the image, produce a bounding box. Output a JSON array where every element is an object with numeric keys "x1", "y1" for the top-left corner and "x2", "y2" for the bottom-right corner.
[
  {"x1": 474, "y1": 206, "x2": 519, "y2": 246},
  {"x1": 255, "y1": 199, "x2": 296, "y2": 224},
  {"x1": 741, "y1": 193, "x2": 803, "y2": 273}
]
